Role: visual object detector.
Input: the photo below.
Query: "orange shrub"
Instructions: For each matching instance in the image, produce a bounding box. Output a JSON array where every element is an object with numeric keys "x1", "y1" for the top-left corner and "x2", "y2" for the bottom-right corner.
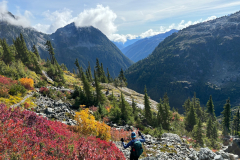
[
  {"x1": 105, "y1": 106, "x2": 111, "y2": 112},
  {"x1": 19, "y1": 78, "x2": 34, "y2": 90},
  {"x1": 24, "y1": 102, "x2": 30, "y2": 109},
  {"x1": 75, "y1": 108, "x2": 111, "y2": 141}
]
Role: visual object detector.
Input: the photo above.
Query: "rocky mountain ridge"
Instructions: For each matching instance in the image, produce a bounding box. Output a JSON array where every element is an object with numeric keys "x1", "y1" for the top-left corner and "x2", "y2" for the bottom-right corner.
[
  {"x1": 125, "y1": 10, "x2": 240, "y2": 115},
  {"x1": 0, "y1": 16, "x2": 133, "y2": 77}
]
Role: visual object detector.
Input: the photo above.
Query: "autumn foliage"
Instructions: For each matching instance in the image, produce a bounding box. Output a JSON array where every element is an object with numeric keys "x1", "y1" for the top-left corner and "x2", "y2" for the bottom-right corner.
[
  {"x1": 0, "y1": 75, "x2": 17, "y2": 97},
  {"x1": 0, "y1": 103, "x2": 125, "y2": 160},
  {"x1": 19, "y1": 77, "x2": 34, "y2": 90},
  {"x1": 74, "y1": 108, "x2": 111, "y2": 141}
]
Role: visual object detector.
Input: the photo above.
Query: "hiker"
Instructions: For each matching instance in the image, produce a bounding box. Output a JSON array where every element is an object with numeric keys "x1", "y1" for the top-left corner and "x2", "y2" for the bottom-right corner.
[{"x1": 121, "y1": 131, "x2": 145, "y2": 160}]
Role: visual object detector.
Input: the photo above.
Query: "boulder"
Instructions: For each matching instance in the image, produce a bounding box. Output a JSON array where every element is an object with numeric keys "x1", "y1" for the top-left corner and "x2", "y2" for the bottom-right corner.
[
  {"x1": 45, "y1": 108, "x2": 54, "y2": 114},
  {"x1": 214, "y1": 155, "x2": 223, "y2": 160},
  {"x1": 198, "y1": 148, "x2": 216, "y2": 160},
  {"x1": 161, "y1": 133, "x2": 182, "y2": 144}
]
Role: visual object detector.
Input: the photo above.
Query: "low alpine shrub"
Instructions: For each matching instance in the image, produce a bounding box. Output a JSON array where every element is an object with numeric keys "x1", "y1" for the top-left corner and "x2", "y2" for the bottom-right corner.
[
  {"x1": 8, "y1": 83, "x2": 27, "y2": 96},
  {"x1": 0, "y1": 103, "x2": 125, "y2": 160}
]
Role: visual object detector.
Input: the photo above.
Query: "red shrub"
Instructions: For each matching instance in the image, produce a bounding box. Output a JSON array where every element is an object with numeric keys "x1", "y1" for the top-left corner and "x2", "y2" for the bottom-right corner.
[
  {"x1": 0, "y1": 75, "x2": 17, "y2": 85},
  {"x1": 89, "y1": 106, "x2": 98, "y2": 112},
  {"x1": 39, "y1": 87, "x2": 49, "y2": 93},
  {"x1": 103, "y1": 117, "x2": 110, "y2": 123},
  {"x1": 0, "y1": 75, "x2": 18, "y2": 97},
  {"x1": 0, "y1": 103, "x2": 125, "y2": 160}
]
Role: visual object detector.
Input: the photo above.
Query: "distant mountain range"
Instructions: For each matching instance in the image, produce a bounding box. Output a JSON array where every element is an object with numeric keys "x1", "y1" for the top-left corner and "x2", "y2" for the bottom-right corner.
[
  {"x1": 0, "y1": 12, "x2": 133, "y2": 77},
  {"x1": 113, "y1": 38, "x2": 141, "y2": 50},
  {"x1": 121, "y1": 30, "x2": 178, "y2": 62},
  {"x1": 125, "y1": 11, "x2": 240, "y2": 115}
]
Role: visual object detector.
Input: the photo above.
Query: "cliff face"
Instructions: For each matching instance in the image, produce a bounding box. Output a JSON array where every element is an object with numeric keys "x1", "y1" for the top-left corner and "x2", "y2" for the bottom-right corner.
[{"x1": 125, "y1": 11, "x2": 240, "y2": 115}]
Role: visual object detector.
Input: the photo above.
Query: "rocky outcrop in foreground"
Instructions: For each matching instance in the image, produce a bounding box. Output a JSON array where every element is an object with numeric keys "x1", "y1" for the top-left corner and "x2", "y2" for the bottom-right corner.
[{"x1": 114, "y1": 132, "x2": 239, "y2": 160}]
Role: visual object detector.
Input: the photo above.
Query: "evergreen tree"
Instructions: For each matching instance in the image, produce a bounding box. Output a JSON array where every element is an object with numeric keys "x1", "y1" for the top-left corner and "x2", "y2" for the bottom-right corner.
[
  {"x1": 32, "y1": 52, "x2": 42, "y2": 74},
  {"x1": 222, "y1": 98, "x2": 231, "y2": 135},
  {"x1": 98, "y1": 104, "x2": 107, "y2": 117},
  {"x1": 185, "y1": 104, "x2": 197, "y2": 132},
  {"x1": 95, "y1": 58, "x2": 101, "y2": 78},
  {"x1": 13, "y1": 37, "x2": 22, "y2": 60},
  {"x1": 1, "y1": 39, "x2": 15, "y2": 64},
  {"x1": 206, "y1": 95, "x2": 216, "y2": 121},
  {"x1": 144, "y1": 86, "x2": 152, "y2": 124},
  {"x1": 233, "y1": 109, "x2": 240, "y2": 135},
  {"x1": 182, "y1": 98, "x2": 191, "y2": 114},
  {"x1": 118, "y1": 68, "x2": 127, "y2": 86},
  {"x1": 113, "y1": 78, "x2": 120, "y2": 88},
  {"x1": 120, "y1": 92, "x2": 127, "y2": 121},
  {"x1": 81, "y1": 71, "x2": 93, "y2": 103},
  {"x1": 60, "y1": 63, "x2": 68, "y2": 71},
  {"x1": 45, "y1": 40, "x2": 55, "y2": 64},
  {"x1": 212, "y1": 123, "x2": 218, "y2": 140},
  {"x1": 206, "y1": 118, "x2": 213, "y2": 139},
  {"x1": 157, "y1": 99, "x2": 163, "y2": 127},
  {"x1": 100, "y1": 63, "x2": 107, "y2": 83},
  {"x1": 162, "y1": 93, "x2": 171, "y2": 130},
  {"x1": 132, "y1": 97, "x2": 137, "y2": 114},
  {"x1": 32, "y1": 45, "x2": 40, "y2": 60},
  {"x1": 86, "y1": 62, "x2": 93, "y2": 82},
  {"x1": 74, "y1": 59, "x2": 83, "y2": 78},
  {"x1": 19, "y1": 34, "x2": 31, "y2": 63},
  {"x1": 192, "y1": 92, "x2": 203, "y2": 120},
  {"x1": 193, "y1": 119, "x2": 204, "y2": 147},
  {"x1": 107, "y1": 68, "x2": 112, "y2": 83},
  {"x1": 94, "y1": 70, "x2": 106, "y2": 105},
  {"x1": 119, "y1": 92, "x2": 132, "y2": 124}
]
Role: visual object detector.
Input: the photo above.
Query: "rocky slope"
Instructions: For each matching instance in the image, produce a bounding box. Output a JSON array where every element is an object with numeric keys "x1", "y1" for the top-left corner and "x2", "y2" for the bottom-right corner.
[
  {"x1": 125, "y1": 11, "x2": 240, "y2": 115},
  {"x1": 11, "y1": 72, "x2": 238, "y2": 160},
  {"x1": 113, "y1": 131, "x2": 239, "y2": 160},
  {"x1": 122, "y1": 30, "x2": 178, "y2": 62}
]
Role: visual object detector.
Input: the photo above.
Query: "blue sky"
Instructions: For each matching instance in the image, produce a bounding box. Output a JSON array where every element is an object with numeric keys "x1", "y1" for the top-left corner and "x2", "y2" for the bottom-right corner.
[{"x1": 2, "y1": 0, "x2": 240, "y2": 42}]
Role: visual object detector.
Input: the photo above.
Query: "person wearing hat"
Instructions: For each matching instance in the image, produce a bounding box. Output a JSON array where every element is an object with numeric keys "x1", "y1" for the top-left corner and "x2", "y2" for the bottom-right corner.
[{"x1": 121, "y1": 131, "x2": 145, "y2": 160}]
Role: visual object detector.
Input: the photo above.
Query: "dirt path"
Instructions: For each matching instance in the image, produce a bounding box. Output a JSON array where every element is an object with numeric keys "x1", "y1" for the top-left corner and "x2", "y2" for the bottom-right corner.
[
  {"x1": 42, "y1": 70, "x2": 54, "y2": 83},
  {"x1": 10, "y1": 92, "x2": 33, "y2": 108}
]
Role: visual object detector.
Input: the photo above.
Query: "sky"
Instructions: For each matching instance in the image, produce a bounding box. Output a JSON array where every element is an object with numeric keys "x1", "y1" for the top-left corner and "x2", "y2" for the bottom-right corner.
[{"x1": 1, "y1": 0, "x2": 240, "y2": 43}]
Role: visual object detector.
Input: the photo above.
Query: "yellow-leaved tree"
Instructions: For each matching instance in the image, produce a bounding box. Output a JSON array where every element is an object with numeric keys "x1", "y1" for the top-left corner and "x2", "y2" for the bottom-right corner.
[
  {"x1": 19, "y1": 78, "x2": 34, "y2": 90},
  {"x1": 75, "y1": 108, "x2": 111, "y2": 141}
]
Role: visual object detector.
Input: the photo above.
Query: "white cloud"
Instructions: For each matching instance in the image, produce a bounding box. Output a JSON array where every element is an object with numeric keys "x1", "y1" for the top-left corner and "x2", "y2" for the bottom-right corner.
[
  {"x1": 110, "y1": 33, "x2": 138, "y2": 43},
  {"x1": 74, "y1": 5, "x2": 117, "y2": 38},
  {"x1": 1, "y1": 0, "x2": 218, "y2": 43},
  {"x1": 139, "y1": 16, "x2": 217, "y2": 39},
  {"x1": 34, "y1": 8, "x2": 75, "y2": 34},
  {"x1": 33, "y1": 5, "x2": 137, "y2": 43},
  {"x1": 0, "y1": 0, "x2": 31, "y2": 28}
]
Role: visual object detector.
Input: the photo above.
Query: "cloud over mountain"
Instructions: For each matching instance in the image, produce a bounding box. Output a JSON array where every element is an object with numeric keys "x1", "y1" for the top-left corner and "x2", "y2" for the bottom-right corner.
[
  {"x1": 0, "y1": 0, "x2": 31, "y2": 28},
  {"x1": 0, "y1": 0, "x2": 217, "y2": 43}
]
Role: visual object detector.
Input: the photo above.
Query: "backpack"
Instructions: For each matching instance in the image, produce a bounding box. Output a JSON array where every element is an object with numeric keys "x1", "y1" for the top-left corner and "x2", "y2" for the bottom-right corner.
[{"x1": 132, "y1": 140, "x2": 143, "y2": 157}]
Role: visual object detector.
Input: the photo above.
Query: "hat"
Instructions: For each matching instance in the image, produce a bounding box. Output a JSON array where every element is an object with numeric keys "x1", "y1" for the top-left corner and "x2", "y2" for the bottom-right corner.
[{"x1": 131, "y1": 132, "x2": 136, "y2": 138}]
